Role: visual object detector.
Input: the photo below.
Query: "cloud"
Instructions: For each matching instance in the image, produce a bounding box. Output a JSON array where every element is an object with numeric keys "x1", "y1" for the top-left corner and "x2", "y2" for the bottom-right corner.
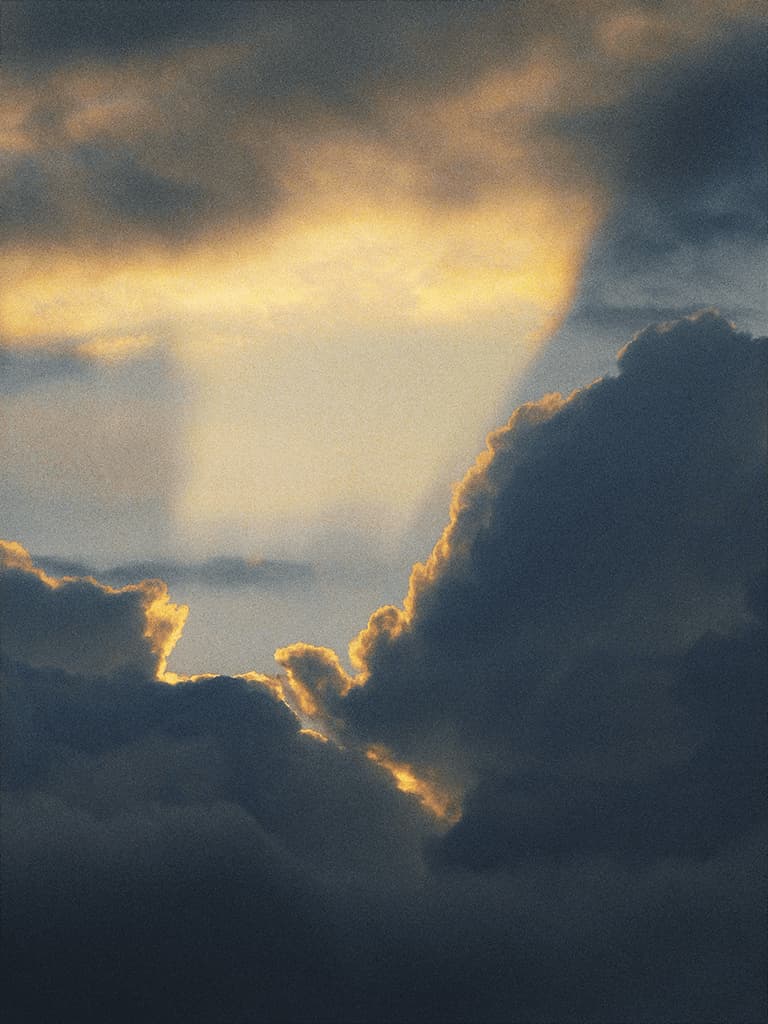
[
  {"x1": 283, "y1": 311, "x2": 766, "y2": 915},
  {"x1": 281, "y1": 311, "x2": 766, "y2": 1017},
  {"x1": 0, "y1": 341, "x2": 88, "y2": 391},
  {"x1": 0, "y1": 16, "x2": 604, "y2": 532},
  {"x1": 5, "y1": 2, "x2": 763, "y2": 546},
  {"x1": 0, "y1": 334, "x2": 160, "y2": 393},
  {"x1": 0, "y1": 540, "x2": 187, "y2": 678},
  {"x1": 557, "y1": 23, "x2": 767, "y2": 344},
  {"x1": 1, "y1": 665, "x2": 444, "y2": 1022},
  {"x1": 328, "y1": 313, "x2": 766, "y2": 787},
  {"x1": 33, "y1": 554, "x2": 313, "y2": 589},
  {"x1": 6, "y1": 0, "x2": 760, "y2": 350},
  {"x1": 3, "y1": 0, "x2": 761, "y2": 266},
  {"x1": 3, "y1": 1, "x2": 766, "y2": 1011},
  {"x1": 1, "y1": 1, "x2": 250, "y2": 67},
  {"x1": 5, "y1": 312, "x2": 765, "y2": 1022},
  {"x1": 1, "y1": 540, "x2": 442, "y2": 1023}
]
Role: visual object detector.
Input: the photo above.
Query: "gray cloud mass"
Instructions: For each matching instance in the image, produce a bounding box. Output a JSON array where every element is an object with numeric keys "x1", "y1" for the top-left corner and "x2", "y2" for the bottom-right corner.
[{"x1": 2, "y1": 313, "x2": 766, "y2": 1022}]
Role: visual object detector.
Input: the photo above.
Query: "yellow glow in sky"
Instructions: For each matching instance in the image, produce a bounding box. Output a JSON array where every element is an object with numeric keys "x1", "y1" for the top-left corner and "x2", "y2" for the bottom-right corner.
[{"x1": 0, "y1": 34, "x2": 610, "y2": 542}]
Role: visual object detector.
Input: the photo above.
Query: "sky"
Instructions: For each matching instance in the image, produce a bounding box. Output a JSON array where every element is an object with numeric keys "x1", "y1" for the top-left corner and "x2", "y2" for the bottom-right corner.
[{"x1": 1, "y1": 3, "x2": 766, "y2": 1022}]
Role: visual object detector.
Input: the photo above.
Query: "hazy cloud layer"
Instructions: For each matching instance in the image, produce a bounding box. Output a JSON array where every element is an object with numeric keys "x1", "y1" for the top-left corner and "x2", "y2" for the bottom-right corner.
[
  {"x1": 34, "y1": 554, "x2": 313, "y2": 589},
  {"x1": 3, "y1": 314, "x2": 766, "y2": 1022},
  {"x1": 3, "y1": 2, "x2": 763, "y2": 557},
  {"x1": 3, "y1": 2, "x2": 762, "y2": 349},
  {"x1": 3, "y1": 1, "x2": 761, "y2": 257}
]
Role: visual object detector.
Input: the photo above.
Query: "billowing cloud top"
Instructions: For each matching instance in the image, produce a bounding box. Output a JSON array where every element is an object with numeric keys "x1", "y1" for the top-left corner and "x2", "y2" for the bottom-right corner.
[
  {"x1": 2, "y1": 313, "x2": 766, "y2": 1022},
  {"x1": 333, "y1": 313, "x2": 767, "y2": 776}
]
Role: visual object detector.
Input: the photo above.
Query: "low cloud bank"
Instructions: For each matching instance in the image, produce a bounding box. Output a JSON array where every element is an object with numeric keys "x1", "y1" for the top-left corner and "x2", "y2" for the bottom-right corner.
[
  {"x1": 34, "y1": 554, "x2": 313, "y2": 589},
  {"x1": 2, "y1": 313, "x2": 766, "y2": 1022}
]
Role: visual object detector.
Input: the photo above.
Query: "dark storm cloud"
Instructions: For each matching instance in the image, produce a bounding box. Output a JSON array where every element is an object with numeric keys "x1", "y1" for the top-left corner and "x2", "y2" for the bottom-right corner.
[
  {"x1": 1, "y1": 665, "x2": 441, "y2": 1022},
  {"x1": 293, "y1": 311, "x2": 767, "y2": 1016},
  {"x1": 0, "y1": 545, "x2": 437, "y2": 1023},
  {"x1": 2, "y1": 313, "x2": 767, "y2": 1022},
  {"x1": 320, "y1": 312, "x2": 766, "y2": 933},
  {"x1": 34, "y1": 553, "x2": 313, "y2": 588},
  {"x1": 433, "y1": 618, "x2": 765, "y2": 871},
  {"x1": 338, "y1": 313, "x2": 766, "y2": 774}
]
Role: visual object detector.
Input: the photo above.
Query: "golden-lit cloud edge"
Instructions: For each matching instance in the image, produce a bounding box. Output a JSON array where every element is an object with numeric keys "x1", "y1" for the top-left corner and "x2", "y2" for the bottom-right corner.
[
  {"x1": 0, "y1": 538, "x2": 458, "y2": 824},
  {"x1": 0, "y1": 539, "x2": 188, "y2": 679}
]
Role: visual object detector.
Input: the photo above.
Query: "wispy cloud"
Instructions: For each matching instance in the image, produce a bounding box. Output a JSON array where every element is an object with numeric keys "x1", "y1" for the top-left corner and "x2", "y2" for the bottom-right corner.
[{"x1": 33, "y1": 553, "x2": 313, "y2": 588}]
